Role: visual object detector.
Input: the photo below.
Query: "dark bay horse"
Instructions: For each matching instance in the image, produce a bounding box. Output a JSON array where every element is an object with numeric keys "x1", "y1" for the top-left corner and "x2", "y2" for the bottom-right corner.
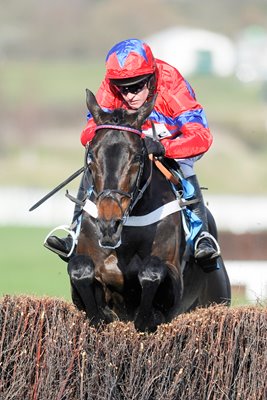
[{"x1": 68, "y1": 89, "x2": 231, "y2": 332}]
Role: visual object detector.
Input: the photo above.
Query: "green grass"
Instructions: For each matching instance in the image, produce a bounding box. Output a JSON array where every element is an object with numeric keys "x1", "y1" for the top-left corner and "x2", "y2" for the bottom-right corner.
[
  {"x1": 191, "y1": 75, "x2": 267, "y2": 146},
  {"x1": 0, "y1": 226, "x2": 250, "y2": 307},
  {"x1": 0, "y1": 60, "x2": 105, "y2": 106},
  {"x1": 0, "y1": 226, "x2": 71, "y2": 301}
]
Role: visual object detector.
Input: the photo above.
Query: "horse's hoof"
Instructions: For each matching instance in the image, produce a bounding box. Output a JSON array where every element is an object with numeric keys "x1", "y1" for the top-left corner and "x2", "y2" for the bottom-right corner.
[{"x1": 134, "y1": 310, "x2": 164, "y2": 333}]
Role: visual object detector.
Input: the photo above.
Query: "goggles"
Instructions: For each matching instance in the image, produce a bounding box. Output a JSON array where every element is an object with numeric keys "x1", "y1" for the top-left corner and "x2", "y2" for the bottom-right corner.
[{"x1": 116, "y1": 77, "x2": 150, "y2": 96}]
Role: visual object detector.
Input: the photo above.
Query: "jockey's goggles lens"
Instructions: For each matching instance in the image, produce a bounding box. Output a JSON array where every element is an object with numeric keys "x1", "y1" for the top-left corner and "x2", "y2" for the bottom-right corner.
[{"x1": 117, "y1": 78, "x2": 149, "y2": 95}]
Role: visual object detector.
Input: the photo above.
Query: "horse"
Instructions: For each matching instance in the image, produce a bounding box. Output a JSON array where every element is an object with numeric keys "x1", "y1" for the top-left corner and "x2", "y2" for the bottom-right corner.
[{"x1": 67, "y1": 89, "x2": 231, "y2": 332}]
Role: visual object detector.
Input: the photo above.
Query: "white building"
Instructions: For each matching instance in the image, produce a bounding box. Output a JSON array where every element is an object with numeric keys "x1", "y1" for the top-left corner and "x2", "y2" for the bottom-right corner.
[{"x1": 145, "y1": 27, "x2": 236, "y2": 77}]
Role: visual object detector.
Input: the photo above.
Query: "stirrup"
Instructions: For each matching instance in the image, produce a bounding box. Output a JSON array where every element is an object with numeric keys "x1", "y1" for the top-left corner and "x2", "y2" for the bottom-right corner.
[
  {"x1": 43, "y1": 224, "x2": 77, "y2": 258},
  {"x1": 194, "y1": 231, "x2": 221, "y2": 256}
]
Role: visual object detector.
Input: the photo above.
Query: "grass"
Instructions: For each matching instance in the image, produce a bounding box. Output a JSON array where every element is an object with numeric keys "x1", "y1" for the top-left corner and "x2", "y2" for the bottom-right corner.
[
  {"x1": 1, "y1": 60, "x2": 264, "y2": 110},
  {"x1": 0, "y1": 226, "x2": 250, "y2": 306},
  {"x1": 0, "y1": 226, "x2": 71, "y2": 301},
  {"x1": 0, "y1": 60, "x2": 105, "y2": 106},
  {"x1": 192, "y1": 76, "x2": 267, "y2": 152}
]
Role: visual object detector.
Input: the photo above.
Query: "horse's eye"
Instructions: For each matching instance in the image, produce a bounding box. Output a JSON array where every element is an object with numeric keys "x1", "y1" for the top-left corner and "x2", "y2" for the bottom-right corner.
[{"x1": 87, "y1": 151, "x2": 94, "y2": 165}]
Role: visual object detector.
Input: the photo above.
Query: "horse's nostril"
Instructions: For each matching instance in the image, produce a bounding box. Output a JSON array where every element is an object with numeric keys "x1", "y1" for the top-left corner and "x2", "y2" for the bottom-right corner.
[
  {"x1": 113, "y1": 219, "x2": 121, "y2": 231},
  {"x1": 107, "y1": 219, "x2": 122, "y2": 236},
  {"x1": 96, "y1": 218, "x2": 122, "y2": 237}
]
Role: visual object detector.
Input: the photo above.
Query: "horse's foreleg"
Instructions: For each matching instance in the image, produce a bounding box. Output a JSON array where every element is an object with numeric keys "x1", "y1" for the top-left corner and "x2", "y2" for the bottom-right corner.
[
  {"x1": 67, "y1": 254, "x2": 107, "y2": 325},
  {"x1": 134, "y1": 256, "x2": 167, "y2": 332}
]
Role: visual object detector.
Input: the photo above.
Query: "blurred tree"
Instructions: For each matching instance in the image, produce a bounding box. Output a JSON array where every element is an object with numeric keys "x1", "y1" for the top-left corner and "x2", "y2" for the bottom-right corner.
[{"x1": 1, "y1": 0, "x2": 266, "y2": 60}]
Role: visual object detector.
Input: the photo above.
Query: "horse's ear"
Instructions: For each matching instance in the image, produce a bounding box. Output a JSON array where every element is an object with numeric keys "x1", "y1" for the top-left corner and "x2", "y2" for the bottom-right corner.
[
  {"x1": 135, "y1": 94, "x2": 157, "y2": 127},
  {"x1": 86, "y1": 89, "x2": 107, "y2": 124}
]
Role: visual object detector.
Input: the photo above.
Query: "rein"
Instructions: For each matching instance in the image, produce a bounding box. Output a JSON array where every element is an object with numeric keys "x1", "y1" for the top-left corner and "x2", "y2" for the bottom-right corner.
[
  {"x1": 150, "y1": 156, "x2": 179, "y2": 185},
  {"x1": 29, "y1": 166, "x2": 85, "y2": 211}
]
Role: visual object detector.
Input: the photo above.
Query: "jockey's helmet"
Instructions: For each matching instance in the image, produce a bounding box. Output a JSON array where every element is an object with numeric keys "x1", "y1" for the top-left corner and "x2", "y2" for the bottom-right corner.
[{"x1": 105, "y1": 38, "x2": 156, "y2": 87}]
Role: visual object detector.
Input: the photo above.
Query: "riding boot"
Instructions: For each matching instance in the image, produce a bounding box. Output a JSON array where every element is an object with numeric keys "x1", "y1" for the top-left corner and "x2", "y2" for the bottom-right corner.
[
  {"x1": 44, "y1": 173, "x2": 90, "y2": 260},
  {"x1": 186, "y1": 175, "x2": 220, "y2": 272}
]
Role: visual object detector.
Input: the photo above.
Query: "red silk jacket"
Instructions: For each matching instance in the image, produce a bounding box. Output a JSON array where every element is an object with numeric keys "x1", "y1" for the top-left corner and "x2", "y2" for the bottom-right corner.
[{"x1": 81, "y1": 59, "x2": 213, "y2": 159}]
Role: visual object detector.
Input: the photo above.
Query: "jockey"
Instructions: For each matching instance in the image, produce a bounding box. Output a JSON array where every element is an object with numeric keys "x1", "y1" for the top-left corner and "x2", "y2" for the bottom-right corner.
[{"x1": 45, "y1": 38, "x2": 220, "y2": 270}]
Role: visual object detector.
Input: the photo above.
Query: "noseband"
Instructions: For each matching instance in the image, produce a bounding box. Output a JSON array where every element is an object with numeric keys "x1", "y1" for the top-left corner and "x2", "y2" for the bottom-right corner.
[{"x1": 96, "y1": 188, "x2": 132, "y2": 201}]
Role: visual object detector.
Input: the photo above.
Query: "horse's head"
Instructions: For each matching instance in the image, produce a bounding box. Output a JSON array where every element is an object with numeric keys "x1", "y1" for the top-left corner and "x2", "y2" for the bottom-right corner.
[{"x1": 85, "y1": 89, "x2": 155, "y2": 249}]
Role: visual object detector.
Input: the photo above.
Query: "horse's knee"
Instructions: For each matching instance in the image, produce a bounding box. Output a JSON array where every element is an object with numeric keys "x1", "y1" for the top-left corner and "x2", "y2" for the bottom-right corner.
[
  {"x1": 68, "y1": 254, "x2": 95, "y2": 283},
  {"x1": 138, "y1": 256, "x2": 167, "y2": 287}
]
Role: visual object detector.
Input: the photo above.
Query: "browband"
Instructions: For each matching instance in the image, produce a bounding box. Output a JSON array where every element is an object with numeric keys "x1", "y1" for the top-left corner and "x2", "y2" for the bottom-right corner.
[{"x1": 95, "y1": 124, "x2": 144, "y2": 136}]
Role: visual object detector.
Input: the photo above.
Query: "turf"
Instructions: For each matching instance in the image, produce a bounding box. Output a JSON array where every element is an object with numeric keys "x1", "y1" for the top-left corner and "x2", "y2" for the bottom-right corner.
[
  {"x1": 0, "y1": 226, "x2": 71, "y2": 300},
  {"x1": 0, "y1": 226, "x2": 251, "y2": 306}
]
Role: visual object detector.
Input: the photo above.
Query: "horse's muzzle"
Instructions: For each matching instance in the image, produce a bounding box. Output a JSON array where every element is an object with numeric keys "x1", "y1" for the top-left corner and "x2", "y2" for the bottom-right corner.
[
  {"x1": 96, "y1": 218, "x2": 123, "y2": 249},
  {"x1": 99, "y1": 238, "x2": 122, "y2": 250}
]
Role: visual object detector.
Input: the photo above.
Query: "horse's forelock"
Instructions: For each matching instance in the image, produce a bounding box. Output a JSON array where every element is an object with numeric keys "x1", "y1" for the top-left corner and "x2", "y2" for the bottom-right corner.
[
  {"x1": 103, "y1": 108, "x2": 140, "y2": 129},
  {"x1": 94, "y1": 125, "x2": 141, "y2": 151},
  {"x1": 110, "y1": 109, "x2": 125, "y2": 125}
]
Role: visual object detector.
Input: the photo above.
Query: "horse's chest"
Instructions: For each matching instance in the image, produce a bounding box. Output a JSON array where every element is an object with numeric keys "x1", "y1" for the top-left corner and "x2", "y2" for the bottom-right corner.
[{"x1": 96, "y1": 254, "x2": 124, "y2": 290}]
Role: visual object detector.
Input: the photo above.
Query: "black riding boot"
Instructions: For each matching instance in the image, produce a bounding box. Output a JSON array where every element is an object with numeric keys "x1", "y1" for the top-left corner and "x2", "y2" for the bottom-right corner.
[
  {"x1": 186, "y1": 175, "x2": 220, "y2": 271},
  {"x1": 44, "y1": 174, "x2": 89, "y2": 261}
]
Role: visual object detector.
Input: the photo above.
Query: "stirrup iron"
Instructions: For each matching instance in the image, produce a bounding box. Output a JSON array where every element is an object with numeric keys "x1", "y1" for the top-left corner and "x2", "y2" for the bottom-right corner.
[
  {"x1": 194, "y1": 231, "x2": 221, "y2": 255},
  {"x1": 43, "y1": 224, "x2": 77, "y2": 258}
]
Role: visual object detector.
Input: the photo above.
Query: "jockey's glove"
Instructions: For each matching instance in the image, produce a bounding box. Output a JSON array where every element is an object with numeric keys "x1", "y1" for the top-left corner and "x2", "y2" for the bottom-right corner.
[{"x1": 144, "y1": 137, "x2": 165, "y2": 157}]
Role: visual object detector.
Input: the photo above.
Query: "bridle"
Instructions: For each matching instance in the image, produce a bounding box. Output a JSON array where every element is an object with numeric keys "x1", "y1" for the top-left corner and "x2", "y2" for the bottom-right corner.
[
  {"x1": 94, "y1": 124, "x2": 144, "y2": 137},
  {"x1": 91, "y1": 124, "x2": 153, "y2": 220}
]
